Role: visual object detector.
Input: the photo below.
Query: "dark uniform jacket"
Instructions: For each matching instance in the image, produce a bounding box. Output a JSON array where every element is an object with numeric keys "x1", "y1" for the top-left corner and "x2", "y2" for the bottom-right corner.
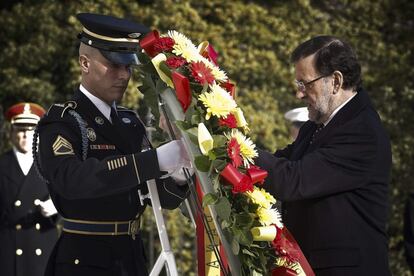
[
  {"x1": 0, "y1": 150, "x2": 58, "y2": 276},
  {"x1": 255, "y1": 90, "x2": 391, "y2": 276},
  {"x1": 37, "y1": 89, "x2": 188, "y2": 276}
]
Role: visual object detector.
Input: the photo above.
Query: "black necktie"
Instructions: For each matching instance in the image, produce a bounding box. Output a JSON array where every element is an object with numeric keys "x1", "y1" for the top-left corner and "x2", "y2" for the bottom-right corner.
[
  {"x1": 310, "y1": 124, "x2": 324, "y2": 144},
  {"x1": 110, "y1": 107, "x2": 120, "y2": 125}
]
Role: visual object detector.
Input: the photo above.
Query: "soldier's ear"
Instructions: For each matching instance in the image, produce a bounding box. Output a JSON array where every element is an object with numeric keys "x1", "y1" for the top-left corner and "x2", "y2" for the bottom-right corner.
[{"x1": 79, "y1": 55, "x2": 90, "y2": 73}]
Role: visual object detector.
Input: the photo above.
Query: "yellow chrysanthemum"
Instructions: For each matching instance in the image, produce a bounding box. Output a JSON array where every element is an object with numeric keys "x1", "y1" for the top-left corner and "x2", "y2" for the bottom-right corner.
[
  {"x1": 256, "y1": 208, "x2": 283, "y2": 228},
  {"x1": 198, "y1": 83, "x2": 237, "y2": 120},
  {"x1": 226, "y1": 129, "x2": 258, "y2": 166},
  {"x1": 167, "y1": 30, "x2": 199, "y2": 62},
  {"x1": 246, "y1": 187, "x2": 276, "y2": 209}
]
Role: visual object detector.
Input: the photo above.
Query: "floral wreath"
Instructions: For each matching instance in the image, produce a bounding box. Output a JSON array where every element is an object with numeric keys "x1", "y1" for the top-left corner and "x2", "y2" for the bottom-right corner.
[{"x1": 136, "y1": 30, "x2": 310, "y2": 275}]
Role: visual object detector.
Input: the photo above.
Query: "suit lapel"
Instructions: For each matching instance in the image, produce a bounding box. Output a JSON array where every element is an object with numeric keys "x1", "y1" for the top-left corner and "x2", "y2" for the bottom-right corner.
[
  {"x1": 2, "y1": 151, "x2": 26, "y2": 200},
  {"x1": 306, "y1": 89, "x2": 370, "y2": 152},
  {"x1": 72, "y1": 90, "x2": 132, "y2": 154}
]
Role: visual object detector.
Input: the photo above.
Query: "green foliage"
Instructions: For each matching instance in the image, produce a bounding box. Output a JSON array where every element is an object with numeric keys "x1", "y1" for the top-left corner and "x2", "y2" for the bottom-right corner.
[{"x1": 0, "y1": 0, "x2": 413, "y2": 274}]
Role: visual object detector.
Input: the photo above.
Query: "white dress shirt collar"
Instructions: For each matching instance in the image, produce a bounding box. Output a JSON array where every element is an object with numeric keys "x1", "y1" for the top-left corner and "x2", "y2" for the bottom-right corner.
[
  {"x1": 13, "y1": 147, "x2": 33, "y2": 176},
  {"x1": 79, "y1": 84, "x2": 116, "y2": 122},
  {"x1": 323, "y1": 93, "x2": 357, "y2": 126}
]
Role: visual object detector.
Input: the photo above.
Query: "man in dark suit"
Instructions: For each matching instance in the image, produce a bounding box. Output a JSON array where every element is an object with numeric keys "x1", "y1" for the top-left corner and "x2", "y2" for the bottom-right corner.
[
  {"x1": 35, "y1": 13, "x2": 191, "y2": 276},
  {"x1": 0, "y1": 102, "x2": 59, "y2": 276},
  {"x1": 255, "y1": 36, "x2": 391, "y2": 275}
]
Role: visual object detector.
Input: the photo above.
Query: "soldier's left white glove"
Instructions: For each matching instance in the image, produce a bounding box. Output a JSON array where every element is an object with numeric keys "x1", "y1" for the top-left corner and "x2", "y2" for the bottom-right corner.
[
  {"x1": 170, "y1": 166, "x2": 194, "y2": 185},
  {"x1": 39, "y1": 199, "x2": 58, "y2": 217}
]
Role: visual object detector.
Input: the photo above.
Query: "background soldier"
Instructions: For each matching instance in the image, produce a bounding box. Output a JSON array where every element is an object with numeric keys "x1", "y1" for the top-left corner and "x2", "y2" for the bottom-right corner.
[
  {"x1": 0, "y1": 102, "x2": 59, "y2": 276},
  {"x1": 36, "y1": 13, "x2": 191, "y2": 276}
]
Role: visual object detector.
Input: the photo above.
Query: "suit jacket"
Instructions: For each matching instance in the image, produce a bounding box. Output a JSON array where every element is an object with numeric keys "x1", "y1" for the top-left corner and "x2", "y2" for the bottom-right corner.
[
  {"x1": 0, "y1": 150, "x2": 58, "y2": 276},
  {"x1": 37, "y1": 89, "x2": 188, "y2": 276},
  {"x1": 256, "y1": 90, "x2": 391, "y2": 276}
]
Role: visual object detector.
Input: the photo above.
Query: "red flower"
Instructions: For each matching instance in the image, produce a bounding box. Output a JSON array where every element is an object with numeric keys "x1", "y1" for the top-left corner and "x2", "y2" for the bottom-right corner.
[
  {"x1": 232, "y1": 175, "x2": 254, "y2": 194},
  {"x1": 166, "y1": 56, "x2": 187, "y2": 68},
  {"x1": 154, "y1": 37, "x2": 175, "y2": 52},
  {"x1": 219, "y1": 114, "x2": 237, "y2": 128},
  {"x1": 227, "y1": 138, "x2": 242, "y2": 168},
  {"x1": 221, "y1": 80, "x2": 236, "y2": 98},
  {"x1": 190, "y1": 61, "x2": 215, "y2": 85}
]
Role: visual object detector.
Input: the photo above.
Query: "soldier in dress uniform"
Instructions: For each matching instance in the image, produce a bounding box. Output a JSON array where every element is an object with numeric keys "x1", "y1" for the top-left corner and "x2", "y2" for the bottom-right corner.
[
  {"x1": 35, "y1": 13, "x2": 192, "y2": 276},
  {"x1": 0, "y1": 102, "x2": 59, "y2": 276}
]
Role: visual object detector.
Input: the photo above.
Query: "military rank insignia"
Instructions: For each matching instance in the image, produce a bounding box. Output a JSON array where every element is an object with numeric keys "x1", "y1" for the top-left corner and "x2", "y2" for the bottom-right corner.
[{"x1": 53, "y1": 135, "x2": 75, "y2": 156}]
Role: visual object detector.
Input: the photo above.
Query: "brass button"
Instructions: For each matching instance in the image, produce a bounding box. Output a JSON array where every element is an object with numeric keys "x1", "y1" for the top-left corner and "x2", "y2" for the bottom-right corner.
[
  {"x1": 74, "y1": 259, "x2": 80, "y2": 265},
  {"x1": 35, "y1": 223, "x2": 41, "y2": 230},
  {"x1": 16, "y1": 249, "x2": 23, "y2": 255},
  {"x1": 14, "y1": 200, "x2": 21, "y2": 207},
  {"x1": 35, "y1": 249, "x2": 42, "y2": 256},
  {"x1": 34, "y1": 199, "x2": 41, "y2": 206},
  {"x1": 15, "y1": 224, "x2": 22, "y2": 230}
]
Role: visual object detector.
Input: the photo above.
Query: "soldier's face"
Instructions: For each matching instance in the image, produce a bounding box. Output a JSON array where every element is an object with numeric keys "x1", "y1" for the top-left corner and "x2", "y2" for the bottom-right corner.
[
  {"x1": 10, "y1": 124, "x2": 35, "y2": 154},
  {"x1": 294, "y1": 54, "x2": 333, "y2": 124},
  {"x1": 85, "y1": 51, "x2": 132, "y2": 104}
]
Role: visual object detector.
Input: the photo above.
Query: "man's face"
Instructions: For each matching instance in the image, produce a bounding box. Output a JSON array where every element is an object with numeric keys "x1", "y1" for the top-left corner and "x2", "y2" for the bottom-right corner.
[
  {"x1": 294, "y1": 54, "x2": 333, "y2": 124},
  {"x1": 10, "y1": 124, "x2": 36, "y2": 154},
  {"x1": 85, "y1": 51, "x2": 132, "y2": 104}
]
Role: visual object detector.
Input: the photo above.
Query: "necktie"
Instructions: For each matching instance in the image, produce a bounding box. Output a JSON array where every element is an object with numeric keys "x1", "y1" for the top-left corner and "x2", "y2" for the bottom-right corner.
[
  {"x1": 310, "y1": 124, "x2": 324, "y2": 144},
  {"x1": 110, "y1": 107, "x2": 120, "y2": 125}
]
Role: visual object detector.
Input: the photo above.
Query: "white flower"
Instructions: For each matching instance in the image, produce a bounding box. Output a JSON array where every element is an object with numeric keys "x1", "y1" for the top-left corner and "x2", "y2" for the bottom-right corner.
[
  {"x1": 225, "y1": 129, "x2": 258, "y2": 166},
  {"x1": 167, "y1": 30, "x2": 199, "y2": 62}
]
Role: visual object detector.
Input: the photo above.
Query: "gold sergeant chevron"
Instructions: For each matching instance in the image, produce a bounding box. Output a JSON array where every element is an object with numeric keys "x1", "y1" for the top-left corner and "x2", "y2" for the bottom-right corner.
[{"x1": 52, "y1": 135, "x2": 75, "y2": 156}]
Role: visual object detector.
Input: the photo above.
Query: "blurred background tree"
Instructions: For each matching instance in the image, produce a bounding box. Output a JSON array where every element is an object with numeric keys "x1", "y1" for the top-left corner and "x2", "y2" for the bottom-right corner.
[{"x1": 0, "y1": 0, "x2": 412, "y2": 274}]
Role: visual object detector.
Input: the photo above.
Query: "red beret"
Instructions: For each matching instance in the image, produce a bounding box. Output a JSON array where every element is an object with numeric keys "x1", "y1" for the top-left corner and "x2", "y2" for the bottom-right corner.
[{"x1": 5, "y1": 102, "x2": 46, "y2": 125}]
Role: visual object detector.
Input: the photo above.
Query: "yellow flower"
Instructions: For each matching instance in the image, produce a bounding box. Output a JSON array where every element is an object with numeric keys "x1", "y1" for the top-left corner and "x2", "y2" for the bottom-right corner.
[
  {"x1": 232, "y1": 107, "x2": 250, "y2": 133},
  {"x1": 226, "y1": 129, "x2": 258, "y2": 166},
  {"x1": 246, "y1": 187, "x2": 276, "y2": 209},
  {"x1": 151, "y1": 53, "x2": 174, "y2": 88},
  {"x1": 167, "y1": 30, "x2": 199, "y2": 62},
  {"x1": 256, "y1": 208, "x2": 283, "y2": 228},
  {"x1": 198, "y1": 123, "x2": 214, "y2": 155},
  {"x1": 198, "y1": 83, "x2": 237, "y2": 120}
]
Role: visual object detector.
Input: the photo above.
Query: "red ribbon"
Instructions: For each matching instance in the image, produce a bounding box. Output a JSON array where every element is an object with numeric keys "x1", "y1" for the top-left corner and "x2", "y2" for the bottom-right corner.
[
  {"x1": 201, "y1": 44, "x2": 219, "y2": 66},
  {"x1": 247, "y1": 166, "x2": 268, "y2": 185},
  {"x1": 139, "y1": 30, "x2": 160, "y2": 57},
  {"x1": 221, "y1": 80, "x2": 236, "y2": 98},
  {"x1": 171, "y1": 71, "x2": 191, "y2": 112},
  {"x1": 220, "y1": 164, "x2": 253, "y2": 194},
  {"x1": 272, "y1": 227, "x2": 315, "y2": 276}
]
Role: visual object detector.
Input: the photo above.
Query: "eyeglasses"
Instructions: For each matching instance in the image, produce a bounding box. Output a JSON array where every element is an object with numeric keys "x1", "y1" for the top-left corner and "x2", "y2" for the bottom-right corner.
[{"x1": 294, "y1": 75, "x2": 328, "y2": 93}]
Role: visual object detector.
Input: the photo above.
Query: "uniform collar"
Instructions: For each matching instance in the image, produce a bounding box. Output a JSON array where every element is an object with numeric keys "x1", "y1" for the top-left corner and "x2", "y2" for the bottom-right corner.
[{"x1": 79, "y1": 84, "x2": 117, "y2": 123}]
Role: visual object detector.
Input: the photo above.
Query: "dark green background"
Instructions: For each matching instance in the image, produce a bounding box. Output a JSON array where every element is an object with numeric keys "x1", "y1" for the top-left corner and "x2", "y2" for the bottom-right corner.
[{"x1": 1, "y1": 0, "x2": 412, "y2": 274}]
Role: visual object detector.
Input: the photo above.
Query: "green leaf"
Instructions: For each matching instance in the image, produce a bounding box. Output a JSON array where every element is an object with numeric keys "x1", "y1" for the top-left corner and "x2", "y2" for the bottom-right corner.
[
  {"x1": 185, "y1": 127, "x2": 199, "y2": 145},
  {"x1": 194, "y1": 155, "x2": 211, "y2": 172},
  {"x1": 203, "y1": 193, "x2": 218, "y2": 206},
  {"x1": 234, "y1": 212, "x2": 254, "y2": 228},
  {"x1": 231, "y1": 238, "x2": 240, "y2": 255},
  {"x1": 175, "y1": 120, "x2": 194, "y2": 131},
  {"x1": 215, "y1": 197, "x2": 231, "y2": 221},
  {"x1": 234, "y1": 228, "x2": 253, "y2": 246},
  {"x1": 212, "y1": 135, "x2": 227, "y2": 147}
]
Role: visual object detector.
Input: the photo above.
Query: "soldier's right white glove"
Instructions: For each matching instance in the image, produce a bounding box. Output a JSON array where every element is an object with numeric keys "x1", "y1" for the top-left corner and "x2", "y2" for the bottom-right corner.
[{"x1": 156, "y1": 140, "x2": 191, "y2": 174}]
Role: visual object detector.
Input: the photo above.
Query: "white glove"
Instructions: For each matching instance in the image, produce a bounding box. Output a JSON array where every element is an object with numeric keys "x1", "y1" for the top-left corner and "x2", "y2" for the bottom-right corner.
[
  {"x1": 156, "y1": 140, "x2": 191, "y2": 174},
  {"x1": 39, "y1": 199, "x2": 58, "y2": 217},
  {"x1": 170, "y1": 166, "x2": 194, "y2": 184}
]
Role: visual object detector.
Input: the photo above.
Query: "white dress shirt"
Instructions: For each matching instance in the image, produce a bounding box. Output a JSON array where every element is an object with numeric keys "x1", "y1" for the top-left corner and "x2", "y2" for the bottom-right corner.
[
  {"x1": 79, "y1": 84, "x2": 117, "y2": 123},
  {"x1": 13, "y1": 147, "x2": 33, "y2": 176},
  {"x1": 323, "y1": 93, "x2": 357, "y2": 126}
]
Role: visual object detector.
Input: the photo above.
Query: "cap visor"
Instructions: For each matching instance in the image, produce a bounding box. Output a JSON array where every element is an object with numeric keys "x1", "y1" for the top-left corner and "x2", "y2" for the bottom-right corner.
[{"x1": 100, "y1": 50, "x2": 139, "y2": 65}]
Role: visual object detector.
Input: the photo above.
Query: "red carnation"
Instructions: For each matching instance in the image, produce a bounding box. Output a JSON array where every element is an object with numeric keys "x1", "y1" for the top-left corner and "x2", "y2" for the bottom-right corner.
[
  {"x1": 166, "y1": 56, "x2": 187, "y2": 68},
  {"x1": 219, "y1": 114, "x2": 237, "y2": 129},
  {"x1": 190, "y1": 61, "x2": 215, "y2": 85},
  {"x1": 154, "y1": 37, "x2": 175, "y2": 52},
  {"x1": 227, "y1": 138, "x2": 242, "y2": 168}
]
